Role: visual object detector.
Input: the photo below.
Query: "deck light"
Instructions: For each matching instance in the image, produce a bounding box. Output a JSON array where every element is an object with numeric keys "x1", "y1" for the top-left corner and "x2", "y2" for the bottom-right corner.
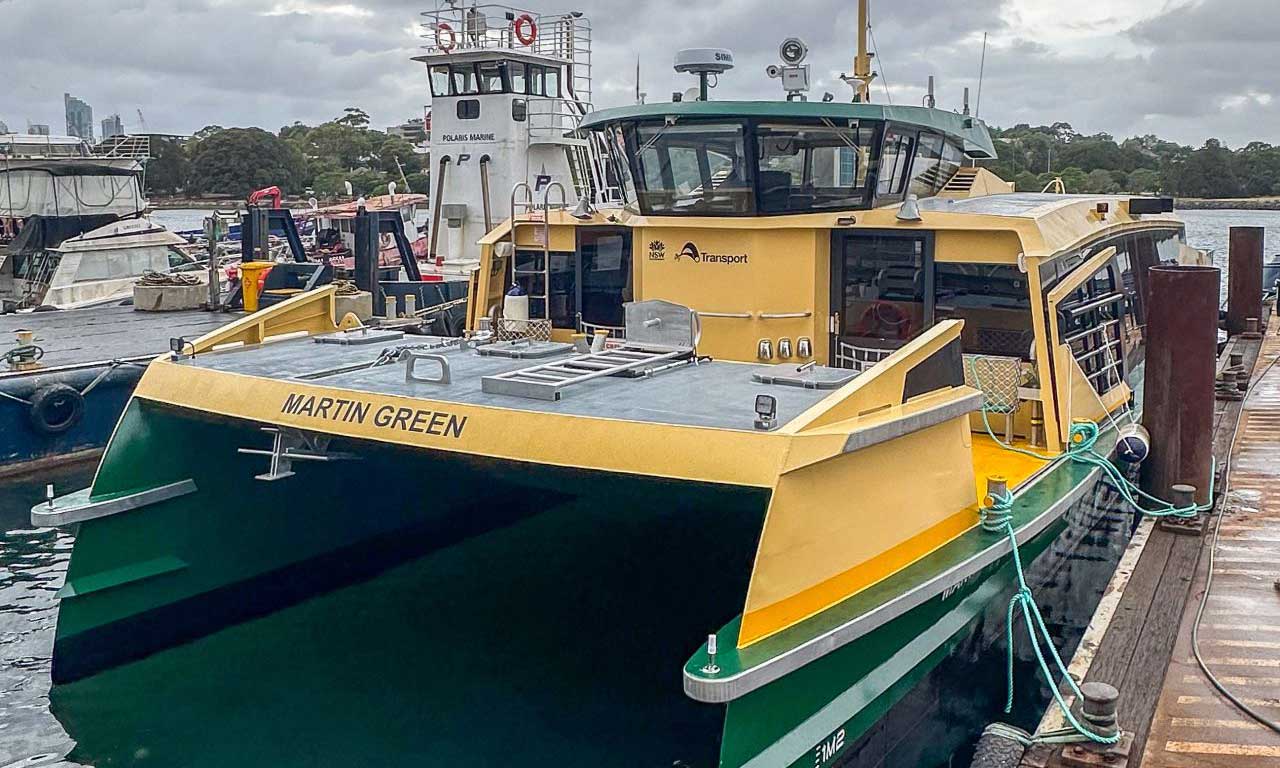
[{"x1": 754, "y1": 394, "x2": 778, "y2": 431}]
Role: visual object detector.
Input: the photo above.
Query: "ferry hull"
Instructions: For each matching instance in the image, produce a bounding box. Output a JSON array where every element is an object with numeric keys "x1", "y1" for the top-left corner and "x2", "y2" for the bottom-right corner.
[
  {"x1": 51, "y1": 399, "x2": 769, "y2": 711},
  {"x1": 716, "y1": 468, "x2": 1129, "y2": 768}
]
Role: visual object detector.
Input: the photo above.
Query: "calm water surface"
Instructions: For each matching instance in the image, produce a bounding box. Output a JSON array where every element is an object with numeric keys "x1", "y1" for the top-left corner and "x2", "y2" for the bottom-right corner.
[{"x1": 2, "y1": 208, "x2": 1279, "y2": 767}]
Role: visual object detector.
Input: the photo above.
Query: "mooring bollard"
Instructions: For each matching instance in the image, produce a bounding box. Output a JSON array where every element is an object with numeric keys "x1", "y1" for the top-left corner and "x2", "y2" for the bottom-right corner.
[
  {"x1": 1142, "y1": 266, "x2": 1218, "y2": 507},
  {"x1": 1079, "y1": 681, "x2": 1121, "y2": 739},
  {"x1": 1227, "y1": 227, "x2": 1264, "y2": 336}
]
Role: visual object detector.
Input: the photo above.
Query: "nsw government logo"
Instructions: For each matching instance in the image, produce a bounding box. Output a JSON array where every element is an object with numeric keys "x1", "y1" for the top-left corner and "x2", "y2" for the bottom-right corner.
[{"x1": 647, "y1": 240, "x2": 666, "y2": 261}]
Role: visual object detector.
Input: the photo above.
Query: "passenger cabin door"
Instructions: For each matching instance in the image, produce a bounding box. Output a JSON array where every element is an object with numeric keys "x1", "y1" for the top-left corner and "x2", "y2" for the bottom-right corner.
[
  {"x1": 574, "y1": 227, "x2": 633, "y2": 336},
  {"x1": 830, "y1": 231, "x2": 934, "y2": 371},
  {"x1": 1044, "y1": 246, "x2": 1132, "y2": 444}
]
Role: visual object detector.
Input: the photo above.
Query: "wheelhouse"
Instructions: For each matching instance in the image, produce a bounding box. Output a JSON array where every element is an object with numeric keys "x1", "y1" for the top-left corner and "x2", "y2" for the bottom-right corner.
[{"x1": 581, "y1": 102, "x2": 995, "y2": 217}]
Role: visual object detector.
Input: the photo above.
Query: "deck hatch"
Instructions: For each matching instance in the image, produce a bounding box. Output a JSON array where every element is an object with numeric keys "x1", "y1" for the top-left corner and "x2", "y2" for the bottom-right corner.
[{"x1": 751, "y1": 363, "x2": 858, "y2": 390}]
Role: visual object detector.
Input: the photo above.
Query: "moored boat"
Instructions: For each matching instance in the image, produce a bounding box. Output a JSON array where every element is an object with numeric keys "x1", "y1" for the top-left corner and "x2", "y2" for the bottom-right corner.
[{"x1": 39, "y1": 7, "x2": 1211, "y2": 767}]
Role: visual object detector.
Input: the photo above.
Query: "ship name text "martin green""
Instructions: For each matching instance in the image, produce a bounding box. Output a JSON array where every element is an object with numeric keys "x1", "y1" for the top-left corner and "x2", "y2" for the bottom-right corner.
[{"x1": 280, "y1": 393, "x2": 468, "y2": 438}]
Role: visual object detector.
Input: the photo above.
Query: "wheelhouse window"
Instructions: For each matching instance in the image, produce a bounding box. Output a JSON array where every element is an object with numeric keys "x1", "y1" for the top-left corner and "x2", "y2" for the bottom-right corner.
[
  {"x1": 634, "y1": 122, "x2": 753, "y2": 215},
  {"x1": 508, "y1": 62, "x2": 527, "y2": 94},
  {"x1": 450, "y1": 64, "x2": 480, "y2": 96},
  {"x1": 477, "y1": 62, "x2": 504, "y2": 94},
  {"x1": 755, "y1": 122, "x2": 875, "y2": 213},
  {"x1": 429, "y1": 66, "x2": 451, "y2": 97},
  {"x1": 908, "y1": 132, "x2": 944, "y2": 199},
  {"x1": 876, "y1": 128, "x2": 915, "y2": 198}
]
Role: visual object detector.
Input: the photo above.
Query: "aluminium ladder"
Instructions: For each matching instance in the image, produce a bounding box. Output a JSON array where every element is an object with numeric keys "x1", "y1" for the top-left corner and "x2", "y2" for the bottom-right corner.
[
  {"x1": 508, "y1": 181, "x2": 568, "y2": 321},
  {"x1": 481, "y1": 344, "x2": 690, "y2": 401}
]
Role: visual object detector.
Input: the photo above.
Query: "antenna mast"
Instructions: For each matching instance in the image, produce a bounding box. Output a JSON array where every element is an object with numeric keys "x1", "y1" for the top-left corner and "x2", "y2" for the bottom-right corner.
[{"x1": 844, "y1": 0, "x2": 876, "y2": 102}]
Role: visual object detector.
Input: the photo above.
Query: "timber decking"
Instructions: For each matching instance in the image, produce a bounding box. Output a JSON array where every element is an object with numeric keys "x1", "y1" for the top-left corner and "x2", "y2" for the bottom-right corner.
[
  {"x1": 1, "y1": 305, "x2": 230, "y2": 376},
  {"x1": 1141, "y1": 319, "x2": 1280, "y2": 767}
]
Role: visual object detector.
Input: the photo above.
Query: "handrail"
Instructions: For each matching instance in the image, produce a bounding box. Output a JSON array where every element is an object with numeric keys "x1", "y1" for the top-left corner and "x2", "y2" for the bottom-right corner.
[{"x1": 759, "y1": 311, "x2": 813, "y2": 320}]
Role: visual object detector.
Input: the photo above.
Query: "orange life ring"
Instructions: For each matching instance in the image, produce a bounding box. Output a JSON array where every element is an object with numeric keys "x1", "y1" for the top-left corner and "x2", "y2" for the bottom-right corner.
[
  {"x1": 435, "y1": 23, "x2": 457, "y2": 52},
  {"x1": 514, "y1": 14, "x2": 537, "y2": 46}
]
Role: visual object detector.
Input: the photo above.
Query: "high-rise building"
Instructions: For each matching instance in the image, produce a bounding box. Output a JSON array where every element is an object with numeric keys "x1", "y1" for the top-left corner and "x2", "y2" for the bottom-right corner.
[
  {"x1": 0, "y1": 120, "x2": 9, "y2": 135},
  {"x1": 386, "y1": 117, "x2": 428, "y2": 145},
  {"x1": 28, "y1": 124, "x2": 51, "y2": 136},
  {"x1": 64, "y1": 93, "x2": 94, "y2": 141},
  {"x1": 101, "y1": 114, "x2": 125, "y2": 139}
]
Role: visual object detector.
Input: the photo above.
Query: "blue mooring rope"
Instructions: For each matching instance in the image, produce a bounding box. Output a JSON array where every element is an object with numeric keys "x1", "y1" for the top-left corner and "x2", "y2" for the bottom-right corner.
[{"x1": 980, "y1": 415, "x2": 1215, "y2": 744}]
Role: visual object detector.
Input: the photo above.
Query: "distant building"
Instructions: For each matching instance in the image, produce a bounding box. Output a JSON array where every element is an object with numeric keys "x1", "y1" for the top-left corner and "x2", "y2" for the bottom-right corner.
[
  {"x1": 28, "y1": 124, "x2": 51, "y2": 136},
  {"x1": 133, "y1": 132, "x2": 192, "y2": 145},
  {"x1": 0, "y1": 120, "x2": 8, "y2": 135},
  {"x1": 386, "y1": 117, "x2": 428, "y2": 145},
  {"x1": 101, "y1": 114, "x2": 125, "y2": 139},
  {"x1": 64, "y1": 93, "x2": 94, "y2": 141}
]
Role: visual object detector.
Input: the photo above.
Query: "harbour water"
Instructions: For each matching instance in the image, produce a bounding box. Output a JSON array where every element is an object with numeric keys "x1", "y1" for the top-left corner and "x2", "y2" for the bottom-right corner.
[{"x1": 2, "y1": 208, "x2": 1278, "y2": 767}]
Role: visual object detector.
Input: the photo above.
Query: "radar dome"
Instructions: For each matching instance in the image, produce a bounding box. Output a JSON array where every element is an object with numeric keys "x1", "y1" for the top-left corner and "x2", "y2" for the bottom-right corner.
[{"x1": 673, "y1": 48, "x2": 735, "y2": 75}]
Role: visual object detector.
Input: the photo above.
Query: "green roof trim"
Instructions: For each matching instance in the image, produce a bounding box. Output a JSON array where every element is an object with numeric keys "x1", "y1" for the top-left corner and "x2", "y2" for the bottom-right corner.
[{"x1": 579, "y1": 100, "x2": 998, "y2": 159}]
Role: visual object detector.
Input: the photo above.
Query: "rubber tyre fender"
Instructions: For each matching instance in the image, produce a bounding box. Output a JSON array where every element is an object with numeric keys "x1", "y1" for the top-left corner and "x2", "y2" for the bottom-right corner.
[{"x1": 28, "y1": 382, "x2": 86, "y2": 435}]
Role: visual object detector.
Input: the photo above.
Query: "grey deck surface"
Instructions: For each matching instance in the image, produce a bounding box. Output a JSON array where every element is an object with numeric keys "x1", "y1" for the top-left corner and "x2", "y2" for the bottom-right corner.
[
  {"x1": 1, "y1": 305, "x2": 231, "y2": 374},
  {"x1": 182, "y1": 336, "x2": 847, "y2": 432}
]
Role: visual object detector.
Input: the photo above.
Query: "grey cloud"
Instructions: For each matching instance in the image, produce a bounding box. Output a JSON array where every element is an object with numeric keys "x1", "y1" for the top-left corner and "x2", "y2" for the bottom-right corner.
[{"x1": 0, "y1": 0, "x2": 1276, "y2": 149}]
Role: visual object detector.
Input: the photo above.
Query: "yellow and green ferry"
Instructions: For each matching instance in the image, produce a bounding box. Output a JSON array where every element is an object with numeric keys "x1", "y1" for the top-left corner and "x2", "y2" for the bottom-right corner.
[{"x1": 38, "y1": 33, "x2": 1207, "y2": 768}]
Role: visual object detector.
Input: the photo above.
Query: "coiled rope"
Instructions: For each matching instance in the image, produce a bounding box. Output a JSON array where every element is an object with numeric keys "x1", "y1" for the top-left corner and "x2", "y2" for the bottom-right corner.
[{"x1": 137, "y1": 270, "x2": 201, "y2": 287}]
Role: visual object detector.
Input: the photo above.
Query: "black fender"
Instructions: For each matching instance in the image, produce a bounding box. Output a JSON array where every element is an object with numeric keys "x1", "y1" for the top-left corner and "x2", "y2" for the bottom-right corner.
[{"x1": 27, "y1": 383, "x2": 86, "y2": 435}]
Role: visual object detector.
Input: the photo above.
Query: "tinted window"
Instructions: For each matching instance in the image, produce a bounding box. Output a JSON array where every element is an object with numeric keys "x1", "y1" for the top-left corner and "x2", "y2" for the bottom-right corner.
[
  {"x1": 938, "y1": 141, "x2": 965, "y2": 190},
  {"x1": 512, "y1": 98, "x2": 527, "y2": 122},
  {"x1": 876, "y1": 128, "x2": 915, "y2": 198},
  {"x1": 456, "y1": 99, "x2": 480, "y2": 120},
  {"x1": 839, "y1": 235, "x2": 930, "y2": 343},
  {"x1": 936, "y1": 263, "x2": 1033, "y2": 358},
  {"x1": 907, "y1": 132, "x2": 944, "y2": 198},
  {"x1": 755, "y1": 122, "x2": 876, "y2": 213},
  {"x1": 634, "y1": 122, "x2": 753, "y2": 215}
]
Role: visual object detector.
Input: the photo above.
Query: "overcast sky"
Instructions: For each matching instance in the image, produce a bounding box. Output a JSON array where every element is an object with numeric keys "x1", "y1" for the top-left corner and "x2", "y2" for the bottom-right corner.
[{"x1": 2, "y1": 0, "x2": 1276, "y2": 148}]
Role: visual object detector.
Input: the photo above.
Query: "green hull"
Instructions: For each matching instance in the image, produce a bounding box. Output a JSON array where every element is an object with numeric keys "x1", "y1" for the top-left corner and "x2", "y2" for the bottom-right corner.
[{"x1": 53, "y1": 396, "x2": 1124, "y2": 767}]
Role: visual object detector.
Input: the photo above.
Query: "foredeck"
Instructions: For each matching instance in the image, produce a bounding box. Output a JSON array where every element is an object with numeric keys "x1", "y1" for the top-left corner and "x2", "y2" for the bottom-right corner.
[{"x1": 173, "y1": 334, "x2": 845, "y2": 432}]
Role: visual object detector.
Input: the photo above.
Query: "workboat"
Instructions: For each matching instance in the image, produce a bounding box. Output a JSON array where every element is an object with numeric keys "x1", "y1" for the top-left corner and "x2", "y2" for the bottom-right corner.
[
  {"x1": 297, "y1": 192, "x2": 431, "y2": 269},
  {"x1": 40, "y1": 13, "x2": 1209, "y2": 768},
  {"x1": 1, "y1": 133, "x2": 154, "y2": 312}
]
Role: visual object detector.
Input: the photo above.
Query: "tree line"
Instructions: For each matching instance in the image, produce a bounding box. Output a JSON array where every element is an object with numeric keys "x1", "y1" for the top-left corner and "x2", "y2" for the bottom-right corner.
[
  {"x1": 145, "y1": 108, "x2": 428, "y2": 200},
  {"x1": 145, "y1": 109, "x2": 1280, "y2": 201},
  {"x1": 981, "y1": 122, "x2": 1280, "y2": 198}
]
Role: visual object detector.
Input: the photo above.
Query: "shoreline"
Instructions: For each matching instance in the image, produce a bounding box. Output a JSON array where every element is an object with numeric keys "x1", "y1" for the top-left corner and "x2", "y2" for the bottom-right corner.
[{"x1": 1175, "y1": 197, "x2": 1280, "y2": 211}]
